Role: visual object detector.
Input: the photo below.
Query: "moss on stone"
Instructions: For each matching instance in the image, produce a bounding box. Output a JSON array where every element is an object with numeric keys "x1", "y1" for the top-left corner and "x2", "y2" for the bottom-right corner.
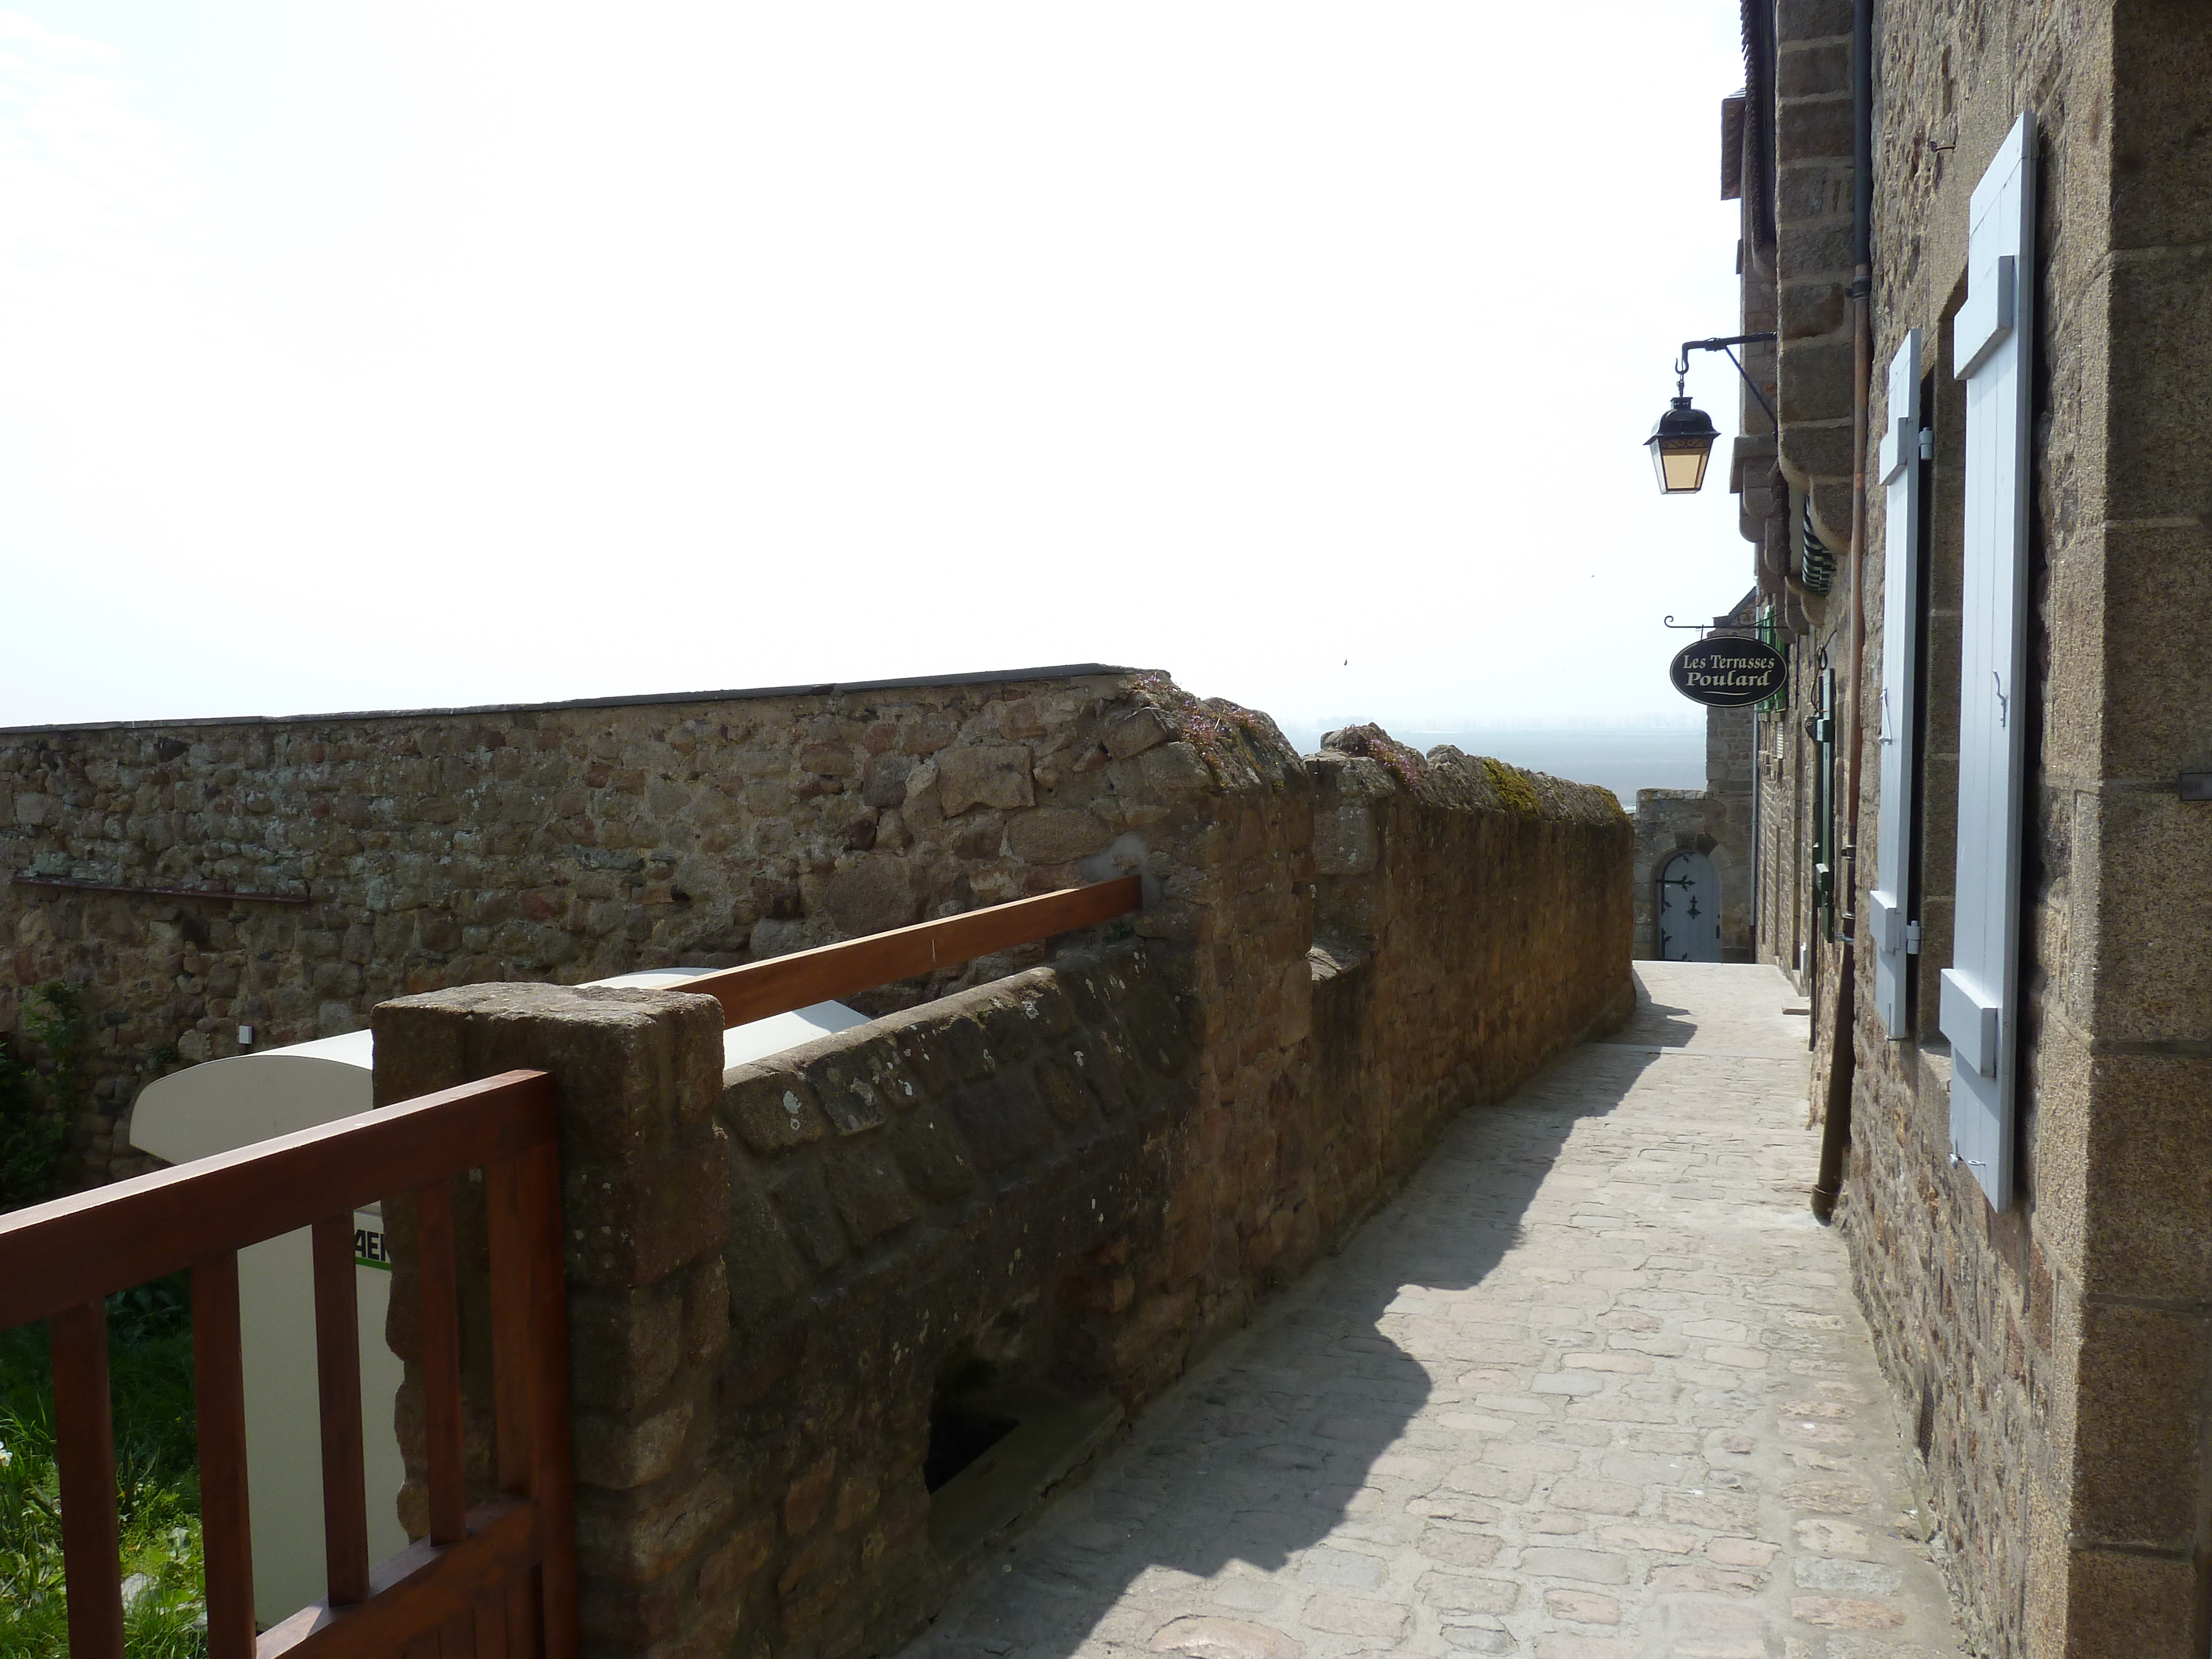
[{"x1": 1481, "y1": 757, "x2": 1543, "y2": 818}]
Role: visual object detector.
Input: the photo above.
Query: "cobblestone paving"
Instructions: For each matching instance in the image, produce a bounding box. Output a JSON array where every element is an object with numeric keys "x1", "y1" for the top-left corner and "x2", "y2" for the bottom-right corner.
[{"x1": 899, "y1": 964, "x2": 1964, "y2": 1659}]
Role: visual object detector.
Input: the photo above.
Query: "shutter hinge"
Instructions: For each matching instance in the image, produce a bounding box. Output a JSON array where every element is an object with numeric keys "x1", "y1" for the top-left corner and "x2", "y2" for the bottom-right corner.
[
  {"x1": 1905, "y1": 920, "x2": 1922, "y2": 955},
  {"x1": 1917, "y1": 426, "x2": 1934, "y2": 462}
]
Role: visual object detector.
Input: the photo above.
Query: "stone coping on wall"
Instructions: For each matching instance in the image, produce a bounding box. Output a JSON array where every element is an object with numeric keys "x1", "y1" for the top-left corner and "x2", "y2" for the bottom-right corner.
[{"x1": 0, "y1": 664, "x2": 1143, "y2": 737}]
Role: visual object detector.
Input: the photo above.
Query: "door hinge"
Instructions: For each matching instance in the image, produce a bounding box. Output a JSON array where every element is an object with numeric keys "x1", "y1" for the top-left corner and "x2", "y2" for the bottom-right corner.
[{"x1": 1905, "y1": 920, "x2": 1922, "y2": 954}]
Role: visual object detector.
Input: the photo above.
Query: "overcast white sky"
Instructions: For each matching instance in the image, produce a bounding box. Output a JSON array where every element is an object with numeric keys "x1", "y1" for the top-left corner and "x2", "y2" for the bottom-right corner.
[{"x1": 0, "y1": 3, "x2": 1750, "y2": 735}]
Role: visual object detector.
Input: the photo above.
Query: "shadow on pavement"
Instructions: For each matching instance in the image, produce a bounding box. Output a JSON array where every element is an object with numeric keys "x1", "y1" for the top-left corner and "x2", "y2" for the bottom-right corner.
[{"x1": 904, "y1": 995, "x2": 1674, "y2": 1658}]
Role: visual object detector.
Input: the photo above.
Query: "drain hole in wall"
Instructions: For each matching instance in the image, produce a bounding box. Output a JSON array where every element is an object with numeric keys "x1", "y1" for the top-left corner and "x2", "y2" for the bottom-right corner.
[{"x1": 925, "y1": 1400, "x2": 1020, "y2": 1493}]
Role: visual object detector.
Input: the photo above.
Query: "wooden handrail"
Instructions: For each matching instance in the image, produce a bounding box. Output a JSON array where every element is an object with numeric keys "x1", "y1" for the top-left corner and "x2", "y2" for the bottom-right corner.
[
  {"x1": 258, "y1": 1499, "x2": 538, "y2": 1659},
  {"x1": 681, "y1": 874, "x2": 1142, "y2": 1029},
  {"x1": 0, "y1": 1071, "x2": 554, "y2": 1332}
]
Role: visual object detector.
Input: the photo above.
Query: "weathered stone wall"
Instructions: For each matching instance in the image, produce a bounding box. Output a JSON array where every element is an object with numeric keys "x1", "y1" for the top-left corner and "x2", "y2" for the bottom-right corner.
[
  {"x1": 4, "y1": 644, "x2": 1637, "y2": 1656},
  {"x1": 368, "y1": 718, "x2": 1631, "y2": 1659},
  {"x1": 1770, "y1": 0, "x2": 1861, "y2": 564},
  {"x1": 707, "y1": 945, "x2": 1194, "y2": 1658},
  {"x1": 1840, "y1": 7, "x2": 2212, "y2": 1653},
  {"x1": 1748, "y1": 659, "x2": 1808, "y2": 989},
  {"x1": 0, "y1": 667, "x2": 1275, "y2": 1191},
  {"x1": 1735, "y1": 1, "x2": 2212, "y2": 1652},
  {"x1": 1703, "y1": 703, "x2": 1757, "y2": 954},
  {"x1": 1306, "y1": 727, "x2": 1634, "y2": 1235}
]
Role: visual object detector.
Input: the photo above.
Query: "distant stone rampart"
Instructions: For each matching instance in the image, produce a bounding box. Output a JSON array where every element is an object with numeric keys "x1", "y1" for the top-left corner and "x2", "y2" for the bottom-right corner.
[{"x1": 0, "y1": 667, "x2": 1284, "y2": 1186}]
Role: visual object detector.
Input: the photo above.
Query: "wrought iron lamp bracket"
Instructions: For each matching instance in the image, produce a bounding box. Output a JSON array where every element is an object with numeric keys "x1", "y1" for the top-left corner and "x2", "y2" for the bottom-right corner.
[
  {"x1": 1676, "y1": 333, "x2": 1779, "y2": 432},
  {"x1": 1662, "y1": 614, "x2": 1764, "y2": 639}
]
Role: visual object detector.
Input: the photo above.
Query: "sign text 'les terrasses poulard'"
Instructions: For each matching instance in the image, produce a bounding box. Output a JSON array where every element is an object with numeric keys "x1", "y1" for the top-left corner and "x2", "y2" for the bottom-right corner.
[{"x1": 1668, "y1": 636, "x2": 1787, "y2": 707}]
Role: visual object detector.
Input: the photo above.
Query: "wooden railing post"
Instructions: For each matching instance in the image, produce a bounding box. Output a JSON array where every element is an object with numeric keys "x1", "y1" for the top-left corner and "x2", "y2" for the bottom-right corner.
[
  {"x1": 415, "y1": 1177, "x2": 468, "y2": 1548},
  {"x1": 522, "y1": 1141, "x2": 577, "y2": 1659},
  {"x1": 192, "y1": 1253, "x2": 257, "y2": 1659},
  {"x1": 311, "y1": 1214, "x2": 372, "y2": 1606},
  {"x1": 51, "y1": 1298, "x2": 125, "y2": 1659}
]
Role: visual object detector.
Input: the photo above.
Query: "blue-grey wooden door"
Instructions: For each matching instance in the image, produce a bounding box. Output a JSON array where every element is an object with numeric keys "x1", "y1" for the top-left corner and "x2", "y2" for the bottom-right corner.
[{"x1": 1657, "y1": 850, "x2": 1723, "y2": 963}]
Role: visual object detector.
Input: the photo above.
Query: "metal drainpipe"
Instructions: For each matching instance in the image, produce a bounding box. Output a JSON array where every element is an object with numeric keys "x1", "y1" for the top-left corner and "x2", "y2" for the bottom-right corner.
[{"x1": 1811, "y1": 0, "x2": 1873, "y2": 1224}]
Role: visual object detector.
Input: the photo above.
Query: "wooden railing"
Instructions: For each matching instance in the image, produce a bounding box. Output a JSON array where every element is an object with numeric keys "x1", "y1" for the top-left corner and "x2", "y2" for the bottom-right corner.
[
  {"x1": 0, "y1": 873, "x2": 1139, "y2": 1657},
  {"x1": 679, "y1": 873, "x2": 1142, "y2": 1027},
  {"x1": 0, "y1": 1072, "x2": 576, "y2": 1659}
]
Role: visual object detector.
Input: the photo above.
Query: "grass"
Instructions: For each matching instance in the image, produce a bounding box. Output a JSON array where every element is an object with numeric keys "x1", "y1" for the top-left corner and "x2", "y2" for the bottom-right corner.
[{"x1": 0, "y1": 1277, "x2": 208, "y2": 1659}]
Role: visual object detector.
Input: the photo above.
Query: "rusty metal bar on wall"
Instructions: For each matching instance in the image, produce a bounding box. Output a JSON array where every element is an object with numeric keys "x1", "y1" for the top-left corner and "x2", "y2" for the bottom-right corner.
[
  {"x1": 6, "y1": 874, "x2": 312, "y2": 905},
  {"x1": 680, "y1": 874, "x2": 1144, "y2": 1029}
]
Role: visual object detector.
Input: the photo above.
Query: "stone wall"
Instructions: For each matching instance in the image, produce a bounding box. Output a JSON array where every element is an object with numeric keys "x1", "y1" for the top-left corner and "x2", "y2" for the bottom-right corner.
[
  {"x1": 1734, "y1": 1, "x2": 2212, "y2": 1651},
  {"x1": 1305, "y1": 727, "x2": 1634, "y2": 1230},
  {"x1": 369, "y1": 717, "x2": 1632, "y2": 1659},
  {"x1": 1630, "y1": 623, "x2": 1757, "y2": 965},
  {"x1": 0, "y1": 666, "x2": 1284, "y2": 1191},
  {"x1": 1771, "y1": 0, "x2": 1861, "y2": 566},
  {"x1": 1838, "y1": 7, "x2": 2212, "y2": 1652},
  {"x1": 705, "y1": 945, "x2": 1193, "y2": 1657}
]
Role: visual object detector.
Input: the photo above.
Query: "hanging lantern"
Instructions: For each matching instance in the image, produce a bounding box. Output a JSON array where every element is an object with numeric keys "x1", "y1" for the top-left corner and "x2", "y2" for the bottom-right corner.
[{"x1": 1646, "y1": 396, "x2": 1721, "y2": 494}]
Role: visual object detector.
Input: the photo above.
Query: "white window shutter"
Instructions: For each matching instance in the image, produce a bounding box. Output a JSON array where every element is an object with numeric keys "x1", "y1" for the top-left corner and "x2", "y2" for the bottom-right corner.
[
  {"x1": 1941, "y1": 112, "x2": 2035, "y2": 1210},
  {"x1": 1870, "y1": 327, "x2": 1923, "y2": 1039}
]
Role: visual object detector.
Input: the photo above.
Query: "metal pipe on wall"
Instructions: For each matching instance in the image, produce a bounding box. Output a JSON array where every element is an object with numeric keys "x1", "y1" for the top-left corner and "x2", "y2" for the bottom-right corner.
[{"x1": 1812, "y1": 0, "x2": 1874, "y2": 1224}]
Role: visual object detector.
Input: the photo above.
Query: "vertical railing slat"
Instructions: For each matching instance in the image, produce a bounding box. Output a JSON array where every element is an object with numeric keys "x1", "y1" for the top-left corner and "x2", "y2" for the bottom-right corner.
[
  {"x1": 522, "y1": 1142, "x2": 578, "y2": 1659},
  {"x1": 310, "y1": 1214, "x2": 372, "y2": 1606},
  {"x1": 483, "y1": 1162, "x2": 534, "y2": 1497},
  {"x1": 507, "y1": 1567, "x2": 542, "y2": 1659},
  {"x1": 192, "y1": 1253, "x2": 257, "y2": 1659},
  {"x1": 436, "y1": 1609, "x2": 474, "y2": 1659},
  {"x1": 50, "y1": 1298, "x2": 125, "y2": 1659},
  {"x1": 416, "y1": 1177, "x2": 468, "y2": 1546},
  {"x1": 472, "y1": 1587, "x2": 508, "y2": 1659}
]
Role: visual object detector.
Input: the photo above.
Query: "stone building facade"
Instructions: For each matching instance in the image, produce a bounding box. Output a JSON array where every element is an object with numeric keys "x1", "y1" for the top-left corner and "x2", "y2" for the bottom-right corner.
[
  {"x1": 1722, "y1": 3, "x2": 2212, "y2": 1652},
  {"x1": 1634, "y1": 599, "x2": 1759, "y2": 963}
]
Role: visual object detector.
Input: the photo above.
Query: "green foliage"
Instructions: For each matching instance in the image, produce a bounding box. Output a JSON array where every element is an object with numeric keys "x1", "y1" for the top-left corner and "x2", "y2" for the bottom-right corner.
[
  {"x1": 0, "y1": 1275, "x2": 206, "y2": 1659},
  {"x1": 0, "y1": 980, "x2": 87, "y2": 1212},
  {"x1": 21, "y1": 984, "x2": 88, "y2": 1103}
]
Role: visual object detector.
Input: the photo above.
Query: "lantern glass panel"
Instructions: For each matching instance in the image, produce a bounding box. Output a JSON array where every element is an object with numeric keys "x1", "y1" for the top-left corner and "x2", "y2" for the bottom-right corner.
[{"x1": 1652, "y1": 438, "x2": 1713, "y2": 494}]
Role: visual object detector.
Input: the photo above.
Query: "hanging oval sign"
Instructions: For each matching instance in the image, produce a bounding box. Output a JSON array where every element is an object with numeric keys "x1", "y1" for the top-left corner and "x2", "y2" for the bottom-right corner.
[{"x1": 1668, "y1": 635, "x2": 1787, "y2": 707}]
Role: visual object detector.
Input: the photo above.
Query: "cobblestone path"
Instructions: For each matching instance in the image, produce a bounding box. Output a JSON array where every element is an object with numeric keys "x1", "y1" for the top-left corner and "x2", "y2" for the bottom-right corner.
[{"x1": 899, "y1": 964, "x2": 1964, "y2": 1659}]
